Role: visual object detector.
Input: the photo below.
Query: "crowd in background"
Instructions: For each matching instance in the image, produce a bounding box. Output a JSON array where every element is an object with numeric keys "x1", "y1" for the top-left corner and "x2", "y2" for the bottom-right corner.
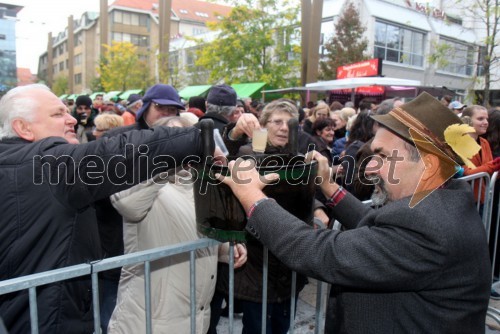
[
  {"x1": 1, "y1": 82, "x2": 499, "y2": 334},
  {"x1": 58, "y1": 85, "x2": 500, "y2": 333}
]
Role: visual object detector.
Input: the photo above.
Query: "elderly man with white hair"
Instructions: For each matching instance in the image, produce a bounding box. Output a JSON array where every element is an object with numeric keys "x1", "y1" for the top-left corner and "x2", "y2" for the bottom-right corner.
[{"x1": 0, "y1": 84, "x2": 207, "y2": 334}]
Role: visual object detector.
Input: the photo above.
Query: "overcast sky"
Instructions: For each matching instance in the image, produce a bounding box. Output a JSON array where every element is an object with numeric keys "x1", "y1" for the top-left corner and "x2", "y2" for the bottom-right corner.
[{"x1": 14, "y1": 0, "x2": 105, "y2": 74}]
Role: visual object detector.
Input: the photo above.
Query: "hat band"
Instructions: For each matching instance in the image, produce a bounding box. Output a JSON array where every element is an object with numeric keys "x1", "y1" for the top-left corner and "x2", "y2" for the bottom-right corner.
[{"x1": 389, "y1": 107, "x2": 457, "y2": 161}]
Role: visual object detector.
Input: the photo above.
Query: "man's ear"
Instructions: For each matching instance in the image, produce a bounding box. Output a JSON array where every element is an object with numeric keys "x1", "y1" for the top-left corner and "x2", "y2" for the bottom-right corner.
[
  {"x1": 11, "y1": 119, "x2": 35, "y2": 141},
  {"x1": 421, "y1": 153, "x2": 441, "y2": 181}
]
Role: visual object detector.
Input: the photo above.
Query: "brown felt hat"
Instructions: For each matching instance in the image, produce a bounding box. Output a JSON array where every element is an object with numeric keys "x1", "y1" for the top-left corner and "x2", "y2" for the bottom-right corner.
[
  {"x1": 371, "y1": 92, "x2": 464, "y2": 163},
  {"x1": 371, "y1": 92, "x2": 463, "y2": 144}
]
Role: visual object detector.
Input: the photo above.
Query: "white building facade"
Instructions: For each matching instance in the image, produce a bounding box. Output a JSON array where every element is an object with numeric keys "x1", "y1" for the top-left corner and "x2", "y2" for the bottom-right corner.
[{"x1": 319, "y1": 0, "x2": 499, "y2": 104}]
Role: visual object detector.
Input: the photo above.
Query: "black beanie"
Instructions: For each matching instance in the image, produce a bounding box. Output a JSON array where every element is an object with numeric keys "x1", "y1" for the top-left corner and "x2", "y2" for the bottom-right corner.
[
  {"x1": 75, "y1": 95, "x2": 92, "y2": 108},
  {"x1": 188, "y1": 96, "x2": 206, "y2": 113}
]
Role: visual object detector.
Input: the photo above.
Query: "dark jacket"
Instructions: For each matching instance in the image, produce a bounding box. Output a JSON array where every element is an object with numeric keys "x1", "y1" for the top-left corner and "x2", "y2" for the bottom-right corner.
[
  {"x1": 217, "y1": 128, "x2": 315, "y2": 302},
  {"x1": 0, "y1": 127, "x2": 202, "y2": 334},
  {"x1": 310, "y1": 136, "x2": 333, "y2": 165},
  {"x1": 343, "y1": 139, "x2": 374, "y2": 201},
  {"x1": 246, "y1": 180, "x2": 491, "y2": 333},
  {"x1": 302, "y1": 119, "x2": 313, "y2": 135},
  {"x1": 199, "y1": 112, "x2": 228, "y2": 135},
  {"x1": 95, "y1": 119, "x2": 149, "y2": 282}
]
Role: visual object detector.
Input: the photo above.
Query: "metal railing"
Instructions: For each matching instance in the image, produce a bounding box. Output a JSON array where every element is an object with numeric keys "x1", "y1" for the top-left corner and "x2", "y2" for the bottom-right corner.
[
  {"x1": 0, "y1": 239, "x2": 221, "y2": 334},
  {"x1": 459, "y1": 172, "x2": 500, "y2": 326},
  {"x1": 1, "y1": 172, "x2": 498, "y2": 333},
  {"x1": 0, "y1": 238, "x2": 326, "y2": 334}
]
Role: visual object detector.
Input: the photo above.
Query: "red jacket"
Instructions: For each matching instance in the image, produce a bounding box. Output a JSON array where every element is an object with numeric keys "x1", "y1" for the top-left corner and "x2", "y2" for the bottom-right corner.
[
  {"x1": 463, "y1": 137, "x2": 495, "y2": 176},
  {"x1": 463, "y1": 137, "x2": 494, "y2": 203}
]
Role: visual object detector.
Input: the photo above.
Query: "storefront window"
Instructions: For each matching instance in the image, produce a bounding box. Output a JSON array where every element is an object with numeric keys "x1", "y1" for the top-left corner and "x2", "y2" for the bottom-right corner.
[
  {"x1": 438, "y1": 37, "x2": 474, "y2": 76},
  {"x1": 374, "y1": 20, "x2": 425, "y2": 67}
]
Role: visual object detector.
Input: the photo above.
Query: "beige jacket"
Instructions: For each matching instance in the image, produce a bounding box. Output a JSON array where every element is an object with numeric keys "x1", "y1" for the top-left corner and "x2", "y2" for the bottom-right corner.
[{"x1": 107, "y1": 171, "x2": 218, "y2": 334}]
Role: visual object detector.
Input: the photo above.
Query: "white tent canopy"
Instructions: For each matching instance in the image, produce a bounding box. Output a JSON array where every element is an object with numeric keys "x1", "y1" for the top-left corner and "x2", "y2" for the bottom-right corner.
[{"x1": 305, "y1": 77, "x2": 422, "y2": 90}]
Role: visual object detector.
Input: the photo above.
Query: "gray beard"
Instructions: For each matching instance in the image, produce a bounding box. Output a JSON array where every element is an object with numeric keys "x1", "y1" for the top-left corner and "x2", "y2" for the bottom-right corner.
[{"x1": 367, "y1": 176, "x2": 389, "y2": 207}]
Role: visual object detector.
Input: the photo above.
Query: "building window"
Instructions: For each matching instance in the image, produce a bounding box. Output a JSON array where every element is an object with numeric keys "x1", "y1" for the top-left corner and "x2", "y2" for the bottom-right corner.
[
  {"x1": 57, "y1": 44, "x2": 65, "y2": 57},
  {"x1": 112, "y1": 32, "x2": 122, "y2": 42},
  {"x1": 0, "y1": 34, "x2": 5, "y2": 40},
  {"x1": 75, "y1": 32, "x2": 83, "y2": 46},
  {"x1": 195, "y1": 12, "x2": 208, "y2": 17},
  {"x1": 186, "y1": 53, "x2": 195, "y2": 67},
  {"x1": 477, "y1": 46, "x2": 486, "y2": 76},
  {"x1": 59, "y1": 61, "x2": 64, "y2": 71},
  {"x1": 74, "y1": 54, "x2": 82, "y2": 65},
  {"x1": 139, "y1": 15, "x2": 148, "y2": 27},
  {"x1": 192, "y1": 28, "x2": 204, "y2": 35},
  {"x1": 112, "y1": 32, "x2": 149, "y2": 47},
  {"x1": 75, "y1": 73, "x2": 82, "y2": 85},
  {"x1": 113, "y1": 10, "x2": 122, "y2": 23},
  {"x1": 374, "y1": 21, "x2": 425, "y2": 67},
  {"x1": 168, "y1": 53, "x2": 179, "y2": 74},
  {"x1": 437, "y1": 37, "x2": 474, "y2": 76},
  {"x1": 180, "y1": 9, "x2": 188, "y2": 14},
  {"x1": 113, "y1": 10, "x2": 148, "y2": 27}
]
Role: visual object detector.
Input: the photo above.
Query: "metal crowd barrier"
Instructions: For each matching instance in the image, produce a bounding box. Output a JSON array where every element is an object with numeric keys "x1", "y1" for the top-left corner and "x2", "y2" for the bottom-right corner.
[
  {"x1": 0, "y1": 239, "x2": 221, "y2": 334},
  {"x1": 0, "y1": 237, "x2": 328, "y2": 334},
  {"x1": 2, "y1": 172, "x2": 497, "y2": 333},
  {"x1": 458, "y1": 172, "x2": 492, "y2": 235},
  {"x1": 458, "y1": 172, "x2": 500, "y2": 326}
]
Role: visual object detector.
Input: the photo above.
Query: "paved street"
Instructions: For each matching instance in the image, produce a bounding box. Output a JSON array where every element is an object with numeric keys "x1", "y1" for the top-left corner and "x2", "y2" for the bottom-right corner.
[
  {"x1": 217, "y1": 279, "x2": 500, "y2": 334},
  {"x1": 216, "y1": 278, "x2": 327, "y2": 334}
]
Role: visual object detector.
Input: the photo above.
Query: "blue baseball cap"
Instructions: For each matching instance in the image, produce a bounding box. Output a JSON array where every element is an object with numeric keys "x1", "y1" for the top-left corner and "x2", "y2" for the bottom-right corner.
[
  {"x1": 136, "y1": 84, "x2": 184, "y2": 120},
  {"x1": 449, "y1": 101, "x2": 466, "y2": 110}
]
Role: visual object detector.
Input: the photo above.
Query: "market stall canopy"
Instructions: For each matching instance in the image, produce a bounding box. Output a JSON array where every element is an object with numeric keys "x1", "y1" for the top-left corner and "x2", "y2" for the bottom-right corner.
[
  {"x1": 178, "y1": 85, "x2": 211, "y2": 100},
  {"x1": 58, "y1": 94, "x2": 68, "y2": 100},
  {"x1": 104, "y1": 91, "x2": 122, "y2": 101},
  {"x1": 66, "y1": 94, "x2": 79, "y2": 100},
  {"x1": 90, "y1": 91, "x2": 106, "y2": 100},
  {"x1": 262, "y1": 87, "x2": 316, "y2": 94},
  {"x1": 231, "y1": 82, "x2": 266, "y2": 98},
  {"x1": 119, "y1": 89, "x2": 143, "y2": 101}
]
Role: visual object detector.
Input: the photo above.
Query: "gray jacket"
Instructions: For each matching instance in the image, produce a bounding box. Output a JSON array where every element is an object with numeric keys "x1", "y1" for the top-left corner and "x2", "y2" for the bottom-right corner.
[{"x1": 246, "y1": 180, "x2": 491, "y2": 333}]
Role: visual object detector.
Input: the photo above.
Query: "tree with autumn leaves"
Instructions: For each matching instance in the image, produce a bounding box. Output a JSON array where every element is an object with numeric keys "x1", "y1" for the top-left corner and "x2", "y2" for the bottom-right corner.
[
  {"x1": 194, "y1": 0, "x2": 302, "y2": 88},
  {"x1": 319, "y1": 2, "x2": 369, "y2": 80},
  {"x1": 97, "y1": 41, "x2": 153, "y2": 92}
]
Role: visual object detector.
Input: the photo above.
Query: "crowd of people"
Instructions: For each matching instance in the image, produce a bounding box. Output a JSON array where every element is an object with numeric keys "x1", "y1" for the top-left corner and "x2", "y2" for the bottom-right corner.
[{"x1": 0, "y1": 82, "x2": 499, "y2": 334}]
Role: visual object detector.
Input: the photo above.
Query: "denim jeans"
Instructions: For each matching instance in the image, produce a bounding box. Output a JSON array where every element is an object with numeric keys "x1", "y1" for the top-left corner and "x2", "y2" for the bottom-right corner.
[
  {"x1": 240, "y1": 299, "x2": 292, "y2": 334},
  {"x1": 100, "y1": 278, "x2": 119, "y2": 334}
]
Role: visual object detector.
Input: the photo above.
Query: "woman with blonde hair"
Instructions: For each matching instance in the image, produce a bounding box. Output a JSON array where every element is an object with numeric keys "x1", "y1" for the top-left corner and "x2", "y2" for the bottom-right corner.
[
  {"x1": 461, "y1": 105, "x2": 499, "y2": 176},
  {"x1": 302, "y1": 102, "x2": 330, "y2": 135},
  {"x1": 92, "y1": 113, "x2": 124, "y2": 139}
]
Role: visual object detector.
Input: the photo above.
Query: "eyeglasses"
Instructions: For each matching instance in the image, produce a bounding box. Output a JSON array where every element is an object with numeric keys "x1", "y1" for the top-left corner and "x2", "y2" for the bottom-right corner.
[
  {"x1": 154, "y1": 103, "x2": 178, "y2": 114},
  {"x1": 267, "y1": 119, "x2": 288, "y2": 127}
]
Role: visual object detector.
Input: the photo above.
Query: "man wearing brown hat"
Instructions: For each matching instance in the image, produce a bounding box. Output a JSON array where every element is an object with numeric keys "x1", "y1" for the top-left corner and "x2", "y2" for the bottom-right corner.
[{"x1": 218, "y1": 92, "x2": 491, "y2": 333}]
